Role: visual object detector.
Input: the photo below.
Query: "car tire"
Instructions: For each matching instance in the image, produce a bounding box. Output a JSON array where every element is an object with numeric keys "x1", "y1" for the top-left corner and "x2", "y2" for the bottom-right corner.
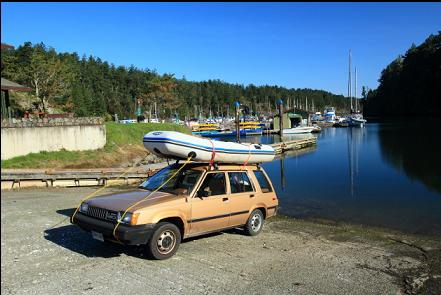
[
  {"x1": 146, "y1": 222, "x2": 181, "y2": 260},
  {"x1": 244, "y1": 209, "x2": 264, "y2": 236}
]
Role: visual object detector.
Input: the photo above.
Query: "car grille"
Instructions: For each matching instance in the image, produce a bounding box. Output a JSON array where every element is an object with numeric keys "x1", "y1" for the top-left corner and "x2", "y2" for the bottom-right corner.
[{"x1": 86, "y1": 206, "x2": 119, "y2": 221}]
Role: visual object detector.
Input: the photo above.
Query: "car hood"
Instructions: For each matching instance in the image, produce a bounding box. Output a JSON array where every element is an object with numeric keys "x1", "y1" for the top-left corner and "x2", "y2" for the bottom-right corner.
[{"x1": 85, "y1": 189, "x2": 181, "y2": 212}]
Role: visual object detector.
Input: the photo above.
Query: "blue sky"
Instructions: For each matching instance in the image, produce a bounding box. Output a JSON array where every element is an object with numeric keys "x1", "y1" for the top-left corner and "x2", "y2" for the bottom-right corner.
[{"x1": 1, "y1": 2, "x2": 440, "y2": 96}]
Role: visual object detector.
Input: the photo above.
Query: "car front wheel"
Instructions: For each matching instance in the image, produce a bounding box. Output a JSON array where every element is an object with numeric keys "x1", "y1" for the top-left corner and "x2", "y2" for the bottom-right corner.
[
  {"x1": 146, "y1": 222, "x2": 181, "y2": 260},
  {"x1": 244, "y1": 209, "x2": 264, "y2": 236}
]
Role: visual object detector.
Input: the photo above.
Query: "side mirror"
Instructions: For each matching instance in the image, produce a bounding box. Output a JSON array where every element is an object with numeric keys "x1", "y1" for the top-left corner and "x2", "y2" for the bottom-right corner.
[{"x1": 197, "y1": 190, "x2": 210, "y2": 198}]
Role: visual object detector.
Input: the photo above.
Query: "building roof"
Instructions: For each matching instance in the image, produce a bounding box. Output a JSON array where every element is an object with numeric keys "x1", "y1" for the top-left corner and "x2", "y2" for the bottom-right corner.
[
  {"x1": 286, "y1": 113, "x2": 303, "y2": 119},
  {"x1": 1, "y1": 78, "x2": 33, "y2": 92},
  {"x1": 1, "y1": 43, "x2": 14, "y2": 50}
]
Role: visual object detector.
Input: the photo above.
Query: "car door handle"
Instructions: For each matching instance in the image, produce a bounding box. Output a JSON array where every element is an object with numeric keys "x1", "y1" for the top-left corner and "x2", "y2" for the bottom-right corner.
[
  {"x1": 222, "y1": 197, "x2": 229, "y2": 202},
  {"x1": 249, "y1": 194, "x2": 255, "y2": 198}
]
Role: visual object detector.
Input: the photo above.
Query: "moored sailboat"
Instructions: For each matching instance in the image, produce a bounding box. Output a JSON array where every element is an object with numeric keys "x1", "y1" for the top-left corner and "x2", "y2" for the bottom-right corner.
[{"x1": 347, "y1": 52, "x2": 367, "y2": 127}]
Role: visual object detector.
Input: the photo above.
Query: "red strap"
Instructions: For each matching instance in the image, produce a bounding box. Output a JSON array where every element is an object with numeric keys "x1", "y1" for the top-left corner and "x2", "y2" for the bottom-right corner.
[
  {"x1": 242, "y1": 144, "x2": 252, "y2": 167},
  {"x1": 208, "y1": 139, "x2": 216, "y2": 166}
]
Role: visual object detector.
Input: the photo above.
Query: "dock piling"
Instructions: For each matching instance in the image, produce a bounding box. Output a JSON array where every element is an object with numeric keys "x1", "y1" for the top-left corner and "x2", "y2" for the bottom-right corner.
[{"x1": 234, "y1": 101, "x2": 241, "y2": 143}]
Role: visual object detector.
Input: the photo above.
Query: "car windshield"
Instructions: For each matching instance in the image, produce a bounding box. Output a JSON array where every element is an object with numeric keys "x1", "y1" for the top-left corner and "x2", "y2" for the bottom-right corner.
[{"x1": 139, "y1": 166, "x2": 203, "y2": 196}]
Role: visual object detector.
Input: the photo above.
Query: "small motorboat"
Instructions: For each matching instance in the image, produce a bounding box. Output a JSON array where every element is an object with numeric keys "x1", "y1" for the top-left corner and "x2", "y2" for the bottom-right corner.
[
  {"x1": 283, "y1": 126, "x2": 315, "y2": 134},
  {"x1": 311, "y1": 125, "x2": 322, "y2": 133},
  {"x1": 333, "y1": 121, "x2": 349, "y2": 127},
  {"x1": 143, "y1": 131, "x2": 275, "y2": 163},
  {"x1": 323, "y1": 107, "x2": 336, "y2": 123}
]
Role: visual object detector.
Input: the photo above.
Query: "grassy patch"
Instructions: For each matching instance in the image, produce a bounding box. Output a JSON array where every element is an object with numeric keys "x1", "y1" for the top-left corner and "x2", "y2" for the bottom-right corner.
[
  {"x1": 1, "y1": 122, "x2": 190, "y2": 169},
  {"x1": 104, "y1": 122, "x2": 190, "y2": 151}
]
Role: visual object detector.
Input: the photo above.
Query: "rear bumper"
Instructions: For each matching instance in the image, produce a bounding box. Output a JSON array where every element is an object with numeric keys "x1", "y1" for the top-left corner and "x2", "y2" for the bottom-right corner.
[
  {"x1": 72, "y1": 212, "x2": 155, "y2": 245},
  {"x1": 268, "y1": 205, "x2": 279, "y2": 217}
]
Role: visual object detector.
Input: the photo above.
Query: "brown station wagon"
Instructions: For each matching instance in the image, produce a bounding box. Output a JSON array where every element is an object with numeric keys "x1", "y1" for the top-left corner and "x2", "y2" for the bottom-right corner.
[{"x1": 72, "y1": 163, "x2": 278, "y2": 259}]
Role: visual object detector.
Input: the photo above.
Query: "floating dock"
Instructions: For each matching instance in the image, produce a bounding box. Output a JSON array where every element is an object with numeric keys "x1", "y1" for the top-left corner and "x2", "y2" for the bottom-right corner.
[{"x1": 269, "y1": 137, "x2": 317, "y2": 154}]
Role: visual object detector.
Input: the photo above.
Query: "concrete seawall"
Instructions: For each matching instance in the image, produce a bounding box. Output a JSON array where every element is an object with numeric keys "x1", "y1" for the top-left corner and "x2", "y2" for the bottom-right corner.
[{"x1": 1, "y1": 117, "x2": 106, "y2": 160}]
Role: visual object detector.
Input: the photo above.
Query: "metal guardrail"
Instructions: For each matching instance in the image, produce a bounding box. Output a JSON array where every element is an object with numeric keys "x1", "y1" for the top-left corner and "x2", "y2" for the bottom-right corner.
[{"x1": 1, "y1": 166, "x2": 165, "y2": 189}]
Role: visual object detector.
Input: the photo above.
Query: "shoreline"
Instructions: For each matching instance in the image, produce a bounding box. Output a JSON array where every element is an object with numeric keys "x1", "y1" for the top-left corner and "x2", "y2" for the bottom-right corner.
[{"x1": 268, "y1": 215, "x2": 441, "y2": 294}]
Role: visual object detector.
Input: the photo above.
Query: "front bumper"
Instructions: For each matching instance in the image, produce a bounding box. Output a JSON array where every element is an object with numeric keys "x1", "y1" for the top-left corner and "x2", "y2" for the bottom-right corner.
[{"x1": 72, "y1": 212, "x2": 155, "y2": 245}]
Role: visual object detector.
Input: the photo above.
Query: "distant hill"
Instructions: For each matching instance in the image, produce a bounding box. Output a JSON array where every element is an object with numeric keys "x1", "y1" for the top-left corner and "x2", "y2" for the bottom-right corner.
[
  {"x1": 1, "y1": 42, "x2": 350, "y2": 119},
  {"x1": 364, "y1": 32, "x2": 441, "y2": 117}
]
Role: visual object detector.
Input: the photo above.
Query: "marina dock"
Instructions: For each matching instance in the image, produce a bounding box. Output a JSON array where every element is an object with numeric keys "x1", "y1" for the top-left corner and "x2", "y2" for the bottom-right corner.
[{"x1": 269, "y1": 137, "x2": 317, "y2": 154}]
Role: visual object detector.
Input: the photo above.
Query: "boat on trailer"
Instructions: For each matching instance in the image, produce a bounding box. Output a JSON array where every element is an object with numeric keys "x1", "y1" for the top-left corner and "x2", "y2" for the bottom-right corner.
[{"x1": 143, "y1": 131, "x2": 275, "y2": 163}]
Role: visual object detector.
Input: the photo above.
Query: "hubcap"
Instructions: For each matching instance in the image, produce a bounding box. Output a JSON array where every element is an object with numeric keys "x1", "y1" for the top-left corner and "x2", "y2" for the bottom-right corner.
[
  {"x1": 250, "y1": 213, "x2": 262, "y2": 232},
  {"x1": 157, "y1": 230, "x2": 176, "y2": 254}
]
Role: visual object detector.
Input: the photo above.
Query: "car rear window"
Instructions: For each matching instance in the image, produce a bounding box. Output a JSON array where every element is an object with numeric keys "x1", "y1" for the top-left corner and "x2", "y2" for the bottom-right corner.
[
  {"x1": 228, "y1": 172, "x2": 254, "y2": 193},
  {"x1": 253, "y1": 170, "x2": 272, "y2": 193}
]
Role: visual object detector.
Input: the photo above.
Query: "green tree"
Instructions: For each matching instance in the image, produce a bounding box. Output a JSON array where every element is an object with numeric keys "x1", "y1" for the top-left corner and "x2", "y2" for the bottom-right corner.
[{"x1": 365, "y1": 32, "x2": 441, "y2": 116}]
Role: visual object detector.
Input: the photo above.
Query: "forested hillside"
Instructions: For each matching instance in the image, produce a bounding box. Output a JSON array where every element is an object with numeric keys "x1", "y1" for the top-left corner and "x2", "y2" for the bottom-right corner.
[
  {"x1": 364, "y1": 32, "x2": 441, "y2": 116},
  {"x1": 1, "y1": 42, "x2": 349, "y2": 119}
]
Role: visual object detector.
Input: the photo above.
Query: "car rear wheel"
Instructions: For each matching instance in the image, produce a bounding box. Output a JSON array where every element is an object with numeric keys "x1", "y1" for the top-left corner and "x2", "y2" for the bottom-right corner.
[
  {"x1": 146, "y1": 222, "x2": 181, "y2": 260},
  {"x1": 244, "y1": 209, "x2": 264, "y2": 236}
]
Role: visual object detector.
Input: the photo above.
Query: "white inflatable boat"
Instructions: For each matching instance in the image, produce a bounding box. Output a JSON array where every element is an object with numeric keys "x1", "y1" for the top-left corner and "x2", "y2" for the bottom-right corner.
[{"x1": 143, "y1": 131, "x2": 275, "y2": 164}]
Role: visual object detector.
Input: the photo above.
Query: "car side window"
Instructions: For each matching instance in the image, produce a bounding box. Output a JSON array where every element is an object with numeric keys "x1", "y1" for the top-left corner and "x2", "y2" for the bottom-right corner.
[
  {"x1": 253, "y1": 170, "x2": 273, "y2": 193},
  {"x1": 228, "y1": 172, "x2": 254, "y2": 194},
  {"x1": 198, "y1": 173, "x2": 226, "y2": 196}
]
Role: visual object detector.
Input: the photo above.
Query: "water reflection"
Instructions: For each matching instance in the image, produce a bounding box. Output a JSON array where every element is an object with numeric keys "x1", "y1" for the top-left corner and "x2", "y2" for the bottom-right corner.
[
  {"x1": 280, "y1": 154, "x2": 286, "y2": 191},
  {"x1": 215, "y1": 124, "x2": 441, "y2": 235},
  {"x1": 260, "y1": 123, "x2": 441, "y2": 236},
  {"x1": 347, "y1": 127, "x2": 365, "y2": 197},
  {"x1": 377, "y1": 119, "x2": 441, "y2": 195},
  {"x1": 275, "y1": 146, "x2": 317, "y2": 192}
]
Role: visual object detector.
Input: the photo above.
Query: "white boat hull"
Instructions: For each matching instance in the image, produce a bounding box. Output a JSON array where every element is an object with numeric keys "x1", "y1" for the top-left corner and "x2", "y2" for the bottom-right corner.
[
  {"x1": 283, "y1": 126, "x2": 315, "y2": 134},
  {"x1": 143, "y1": 131, "x2": 275, "y2": 164},
  {"x1": 348, "y1": 117, "x2": 367, "y2": 127}
]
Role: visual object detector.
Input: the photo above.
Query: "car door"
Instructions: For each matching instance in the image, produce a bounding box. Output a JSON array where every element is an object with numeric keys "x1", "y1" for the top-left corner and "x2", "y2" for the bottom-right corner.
[
  {"x1": 189, "y1": 172, "x2": 230, "y2": 235},
  {"x1": 227, "y1": 171, "x2": 256, "y2": 227}
]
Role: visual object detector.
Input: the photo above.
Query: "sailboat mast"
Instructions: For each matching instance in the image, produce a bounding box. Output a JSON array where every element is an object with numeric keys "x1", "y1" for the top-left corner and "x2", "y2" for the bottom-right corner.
[
  {"x1": 354, "y1": 67, "x2": 358, "y2": 112},
  {"x1": 348, "y1": 50, "x2": 352, "y2": 112}
]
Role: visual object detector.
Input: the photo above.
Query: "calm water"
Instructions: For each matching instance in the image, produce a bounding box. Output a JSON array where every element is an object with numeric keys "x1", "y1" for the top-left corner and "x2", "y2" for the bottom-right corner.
[{"x1": 223, "y1": 119, "x2": 441, "y2": 236}]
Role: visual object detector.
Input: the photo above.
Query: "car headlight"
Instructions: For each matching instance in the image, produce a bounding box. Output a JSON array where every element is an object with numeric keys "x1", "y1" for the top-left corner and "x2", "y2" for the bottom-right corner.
[
  {"x1": 79, "y1": 202, "x2": 89, "y2": 213},
  {"x1": 120, "y1": 212, "x2": 132, "y2": 223},
  {"x1": 119, "y1": 212, "x2": 139, "y2": 225}
]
